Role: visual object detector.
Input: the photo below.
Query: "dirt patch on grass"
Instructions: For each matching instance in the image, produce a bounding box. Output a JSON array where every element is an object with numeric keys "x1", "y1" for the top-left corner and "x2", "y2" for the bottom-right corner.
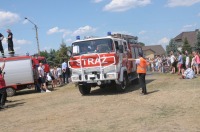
[{"x1": 1, "y1": 73, "x2": 200, "y2": 132}]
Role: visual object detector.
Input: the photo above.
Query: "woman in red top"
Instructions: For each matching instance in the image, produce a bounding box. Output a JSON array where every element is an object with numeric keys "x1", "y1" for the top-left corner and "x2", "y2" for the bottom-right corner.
[
  {"x1": 193, "y1": 51, "x2": 200, "y2": 75},
  {"x1": 0, "y1": 59, "x2": 6, "y2": 109}
]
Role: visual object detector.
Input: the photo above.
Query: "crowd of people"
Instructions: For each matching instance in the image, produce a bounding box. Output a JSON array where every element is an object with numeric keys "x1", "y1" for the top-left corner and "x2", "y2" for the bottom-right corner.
[
  {"x1": 146, "y1": 50, "x2": 200, "y2": 79},
  {"x1": 35, "y1": 59, "x2": 70, "y2": 93}
]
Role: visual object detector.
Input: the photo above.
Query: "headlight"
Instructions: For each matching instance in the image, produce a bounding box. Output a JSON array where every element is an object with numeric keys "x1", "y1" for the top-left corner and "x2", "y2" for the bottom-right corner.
[
  {"x1": 72, "y1": 76, "x2": 79, "y2": 81},
  {"x1": 106, "y1": 73, "x2": 116, "y2": 79}
]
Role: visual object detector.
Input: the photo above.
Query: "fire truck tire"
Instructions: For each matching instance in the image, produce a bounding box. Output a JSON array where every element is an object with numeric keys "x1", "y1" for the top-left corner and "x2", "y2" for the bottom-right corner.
[
  {"x1": 78, "y1": 85, "x2": 91, "y2": 95},
  {"x1": 117, "y1": 73, "x2": 128, "y2": 92},
  {"x1": 6, "y1": 88, "x2": 16, "y2": 97},
  {"x1": 132, "y1": 78, "x2": 139, "y2": 84}
]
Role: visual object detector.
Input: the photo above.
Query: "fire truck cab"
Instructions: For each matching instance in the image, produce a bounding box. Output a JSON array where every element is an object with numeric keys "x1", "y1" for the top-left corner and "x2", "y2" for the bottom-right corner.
[{"x1": 68, "y1": 32, "x2": 142, "y2": 95}]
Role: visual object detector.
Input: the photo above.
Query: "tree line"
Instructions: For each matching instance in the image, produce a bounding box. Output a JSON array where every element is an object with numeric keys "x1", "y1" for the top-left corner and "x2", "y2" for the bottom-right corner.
[{"x1": 40, "y1": 40, "x2": 71, "y2": 66}]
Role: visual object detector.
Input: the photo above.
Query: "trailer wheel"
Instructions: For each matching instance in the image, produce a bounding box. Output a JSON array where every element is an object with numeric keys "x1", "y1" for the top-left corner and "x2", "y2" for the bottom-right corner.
[
  {"x1": 78, "y1": 85, "x2": 91, "y2": 95},
  {"x1": 6, "y1": 88, "x2": 16, "y2": 97},
  {"x1": 117, "y1": 73, "x2": 128, "y2": 92}
]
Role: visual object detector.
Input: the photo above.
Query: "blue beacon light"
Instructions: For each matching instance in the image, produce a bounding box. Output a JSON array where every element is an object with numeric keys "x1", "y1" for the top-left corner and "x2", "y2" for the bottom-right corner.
[
  {"x1": 107, "y1": 32, "x2": 112, "y2": 36},
  {"x1": 76, "y1": 36, "x2": 80, "y2": 40}
]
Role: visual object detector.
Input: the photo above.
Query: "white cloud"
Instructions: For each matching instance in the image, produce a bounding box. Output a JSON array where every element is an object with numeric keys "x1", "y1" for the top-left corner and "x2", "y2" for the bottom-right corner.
[
  {"x1": 2, "y1": 38, "x2": 31, "y2": 45},
  {"x1": 157, "y1": 37, "x2": 170, "y2": 50},
  {"x1": 92, "y1": 0, "x2": 103, "y2": 3},
  {"x1": 181, "y1": 24, "x2": 197, "y2": 31},
  {"x1": 14, "y1": 39, "x2": 32, "y2": 45},
  {"x1": 112, "y1": 31, "x2": 133, "y2": 35},
  {"x1": 167, "y1": 0, "x2": 200, "y2": 7},
  {"x1": 22, "y1": 19, "x2": 28, "y2": 24},
  {"x1": 139, "y1": 30, "x2": 147, "y2": 35},
  {"x1": 66, "y1": 38, "x2": 73, "y2": 43},
  {"x1": 0, "y1": 11, "x2": 20, "y2": 27},
  {"x1": 47, "y1": 27, "x2": 71, "y2": 38},
  {"x1": 47, "y1": 27, "x2": 60, "y2": 34},
  {"x1": 103, "y1": 0, "x2": 151, "y2": 12},
  {"x1": 158, "y1": 37, "x2": 170, "y2": 45},
  {"x1": 72, "y1": 25, "x2": 96, "y2": 36}
]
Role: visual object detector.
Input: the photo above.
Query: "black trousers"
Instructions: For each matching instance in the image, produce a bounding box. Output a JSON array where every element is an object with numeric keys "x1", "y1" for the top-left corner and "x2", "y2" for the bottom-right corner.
[
  {"x1": 0, "y1": 42, "x2": 4, "y2": 55},
  {"x1": 0, "y1": 88, "x2": 7, "y2": 106},
  {"x1": 8, "y1": 41, "x2": 15, "y2": 54},
  {"x1": 139, "y1": 73, "x2": 147, "y2": 94}
]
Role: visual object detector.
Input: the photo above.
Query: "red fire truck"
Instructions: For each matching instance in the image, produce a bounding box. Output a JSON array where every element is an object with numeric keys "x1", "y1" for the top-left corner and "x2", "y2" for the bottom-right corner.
[
  {"x1": 0, "y1": 55, "x2": 49, "y2": 96},
  {"x1": 67, "y1": 32, "x2": 142, "y2": 95}
]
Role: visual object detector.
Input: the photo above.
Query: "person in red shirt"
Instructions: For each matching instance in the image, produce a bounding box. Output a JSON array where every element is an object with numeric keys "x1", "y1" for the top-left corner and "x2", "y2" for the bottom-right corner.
[{"x1": 0, "y1": 59, "x2": 7, "y2": 109}]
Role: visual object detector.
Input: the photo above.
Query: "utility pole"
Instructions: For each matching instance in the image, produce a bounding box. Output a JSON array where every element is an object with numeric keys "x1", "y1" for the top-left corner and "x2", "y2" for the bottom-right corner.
[{"x1": 25, "y1": 17, "x2": 40, "y2": 55}]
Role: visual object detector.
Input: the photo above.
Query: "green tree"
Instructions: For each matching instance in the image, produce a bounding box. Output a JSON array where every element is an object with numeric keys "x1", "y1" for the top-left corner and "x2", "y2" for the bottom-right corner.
[
  {"x1": 40, "y1": 50, "x2": 48, "y2": 58},
  {"x1": 182, "y1": 37, "x2": 192, "y2": 54},
  {"x1": 57, "y1": 39, "x2": 69, "y2": 62},
  {"x1": 138, "y1": 42, "x2": 145, "y2": 46},
  {"x1": 195, "y1": 31, "x2": 200, "y2": 53},
  {"x1": 47, "y1": 49, "x2": 57, "y2": 66},
  {"x1": 166, "y1": 39, "x2": 177, "y2": 54}
]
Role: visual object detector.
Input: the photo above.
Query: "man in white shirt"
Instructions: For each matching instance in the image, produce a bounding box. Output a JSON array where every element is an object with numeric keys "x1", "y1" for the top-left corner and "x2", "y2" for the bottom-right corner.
[
  {"x1": 57, "y1": 66, "x2": 62, "y2": 85},
  {"x1": 170, "y1": 51, "x2": 176, "y2": 74},
  {"x1": 62, "y1": 60, "x2": 68, "y2": 84},
  {"x1": 38, "y1": 63, "x2": 51, "y2": 92}
]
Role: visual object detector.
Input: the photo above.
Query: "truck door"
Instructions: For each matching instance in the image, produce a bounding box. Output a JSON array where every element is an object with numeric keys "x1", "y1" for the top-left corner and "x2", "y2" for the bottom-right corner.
[
  {"x1": 131, "y1": 47, "x2": 138, "y2": 72},
  {"x1": 123, "y1": 41, "x2": 131, "y2": 73}
]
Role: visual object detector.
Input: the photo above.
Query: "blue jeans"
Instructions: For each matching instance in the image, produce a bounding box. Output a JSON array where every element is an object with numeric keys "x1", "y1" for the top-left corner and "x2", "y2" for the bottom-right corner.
[{"x1": 62, "y1": 72, "x2": 68, "y2": 84}]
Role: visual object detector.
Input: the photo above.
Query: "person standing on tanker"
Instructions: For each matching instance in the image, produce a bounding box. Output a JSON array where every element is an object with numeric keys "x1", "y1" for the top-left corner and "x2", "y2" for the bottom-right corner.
[
  {"x1": 7, "y1": 29, "x2": 15, "y2": 54},
  {"x1": 0, "y1": 33, "x2": 5, "y2": 57},
  {"x1": 128, "y1": 52, "x2": 148, "y2": 95}
]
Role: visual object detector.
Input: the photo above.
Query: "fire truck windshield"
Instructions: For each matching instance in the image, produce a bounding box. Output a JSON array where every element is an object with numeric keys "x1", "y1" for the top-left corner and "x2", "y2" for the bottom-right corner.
[{"x1": 72, "y1": 38, "x2": 113, "y2": 55}]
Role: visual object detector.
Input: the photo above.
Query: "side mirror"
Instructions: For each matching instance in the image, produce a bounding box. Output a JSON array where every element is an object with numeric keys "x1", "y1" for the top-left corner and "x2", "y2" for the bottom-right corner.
[
  {"x1": 118, "y1": 45, "x2": 124, "y2": 53},
  {"x1": 67, "y1": 50, "x2": 72, "y2": 57}
]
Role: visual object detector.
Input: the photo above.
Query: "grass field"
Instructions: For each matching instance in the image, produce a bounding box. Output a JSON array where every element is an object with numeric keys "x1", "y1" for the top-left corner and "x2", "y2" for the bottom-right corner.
[{"x1": 0, "y1": 73, "x2": 200, "y2": 132}]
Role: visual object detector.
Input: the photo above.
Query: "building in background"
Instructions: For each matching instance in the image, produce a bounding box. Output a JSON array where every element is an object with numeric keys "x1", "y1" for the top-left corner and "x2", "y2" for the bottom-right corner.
[
  {"x1": 174, "y1": 29, "x2": 199, "y2": 51},
  {"x1": 142, "y1": 45, "x2": 165, "y2": 58}
]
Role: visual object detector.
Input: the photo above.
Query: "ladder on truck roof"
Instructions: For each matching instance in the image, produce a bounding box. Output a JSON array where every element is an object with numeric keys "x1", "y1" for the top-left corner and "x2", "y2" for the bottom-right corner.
[{"x1": 111, "y1": 33, "x2": 138, "y2": 44}]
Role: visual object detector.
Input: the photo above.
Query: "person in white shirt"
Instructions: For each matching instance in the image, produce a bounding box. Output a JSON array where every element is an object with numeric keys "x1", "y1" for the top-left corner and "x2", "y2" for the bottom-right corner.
[
  {"x1": 38, "y1": 63, "x2": 51, "y2": 92},
  {"x1": 185, "y1": 53, "x2": 190, "y2": 69},
  {"x1": 170, "y1": 51, "x2": 176, "y2": 74},
  {"x1": 57, "y1": 66, "x2": 62, "y2": 85},
  {"x1": 181, "y1": 68, "x2": 195, "y2": 79}
]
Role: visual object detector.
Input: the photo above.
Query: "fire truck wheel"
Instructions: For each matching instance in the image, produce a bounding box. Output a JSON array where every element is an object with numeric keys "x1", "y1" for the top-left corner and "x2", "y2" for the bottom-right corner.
[
  {"x1": 100, "y1": 84, "x2": 107, "y2": 89},
  {"x1": 78, "y1": 85, "x2": 91, "y2": 95},
  {"x1": 132, "y1": 78, "x2": 139, "y2": 84},
  {"x1": 117, "y1": 73, "x2": 128, "y2": 92},
  {"x1": 6, "y1": 88, "x2": 16, "y2": 97}
]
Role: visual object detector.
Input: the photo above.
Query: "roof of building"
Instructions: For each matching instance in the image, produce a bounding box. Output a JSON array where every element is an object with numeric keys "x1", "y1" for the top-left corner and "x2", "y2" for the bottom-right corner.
[
  {"x1": 142, "y1": 48, "x2": 156, "y2": 53},
  {"x1": 174, "y1": 29, "x2": 199, "y2": 47},
  {"x1": 142, "y1": 45, "x2": 165, "y2": 56}
]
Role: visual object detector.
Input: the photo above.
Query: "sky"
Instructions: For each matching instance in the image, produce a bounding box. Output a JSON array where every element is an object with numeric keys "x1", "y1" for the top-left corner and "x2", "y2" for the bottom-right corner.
[{"x1": 0, "y1": 0, "x2": 200, "y2": 55}]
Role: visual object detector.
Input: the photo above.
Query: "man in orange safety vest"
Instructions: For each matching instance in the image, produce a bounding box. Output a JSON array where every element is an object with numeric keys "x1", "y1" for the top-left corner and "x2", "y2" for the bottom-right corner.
[{"x1": 129, "y1": 52, "x2": 148, "y2": 95}]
